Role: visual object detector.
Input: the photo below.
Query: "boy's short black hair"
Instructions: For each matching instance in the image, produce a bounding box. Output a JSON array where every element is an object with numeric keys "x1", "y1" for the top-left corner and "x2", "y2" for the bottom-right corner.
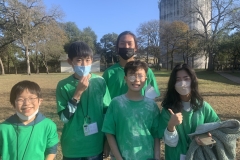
[
  {"x1": 68, "y1": 41, "x2": 93, "y2": 60},
  {"x1": 124, "y1": 60, "x2": 148, "y2": 76},
  {"x1": 10, "y1": 80, "x2": 42, "y2": 107}
]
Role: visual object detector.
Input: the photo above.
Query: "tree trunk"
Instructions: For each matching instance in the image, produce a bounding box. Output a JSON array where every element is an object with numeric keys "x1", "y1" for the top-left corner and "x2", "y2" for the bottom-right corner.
[
  {"x1": 183, "y1": 53, "x2": 186, "y2": 63},
  {"x1": 207, "y1": 45, "x2": 214, "y2": 71},
  {"x1": 43, "y1": 61, "x2": 49, "y2": 74},
  {"x1": 208, "y1": 53, "x2": 213, "y2": 70},
  {"x1": 8, "y1": 54, "x2": 10, "y2": 74},
  {"x1": 15, "y1": 66, "x2": 18, "y2": 74},
  {"x1": 35, "y1": 47, "x2": 39, "y2": 74},
  {"x1": 31, "y1": 61, "x2": 36, "y2": 73},
  {"x1": 25, "y1": 46, "x2": 31, "y2": 75},
  {"x1": 171, "y1": 53, "x2": 174, "y2": 70},
  {"x1": 192, "y1": 55, "x2": 194, "y2": 68},
  {"x1": 0, "y1": 57, "x2": 5, "y2": 75}
]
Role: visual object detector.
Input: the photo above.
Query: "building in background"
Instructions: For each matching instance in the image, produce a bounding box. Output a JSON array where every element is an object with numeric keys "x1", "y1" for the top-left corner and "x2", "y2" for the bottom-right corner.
[{"x1": 158, "y1": 0, "x2": 211, "y2": 68}]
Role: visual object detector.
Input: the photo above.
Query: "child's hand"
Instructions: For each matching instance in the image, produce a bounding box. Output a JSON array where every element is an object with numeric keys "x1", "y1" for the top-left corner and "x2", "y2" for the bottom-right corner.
[
  {"x1": 167, "y1": 109, "x2": 183, "y2": 132},
  {"x1": 73, "y1": 75, "x2": 90, "y2": 100},
  {"x1": 103, "y1": 140, "x2": 110, "y2": 158},
  {"x1": 195, "y1": 133, "x2": 212, "y2": 145},
  {"x1": 76, "y1": 75, "x2": 89, "y2": 92}
]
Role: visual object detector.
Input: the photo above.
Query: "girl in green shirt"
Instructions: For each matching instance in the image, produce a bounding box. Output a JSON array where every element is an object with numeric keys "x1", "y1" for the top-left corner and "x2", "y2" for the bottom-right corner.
[{"x1": 159, "y1": 64, "x2": 220, "y2": 160}]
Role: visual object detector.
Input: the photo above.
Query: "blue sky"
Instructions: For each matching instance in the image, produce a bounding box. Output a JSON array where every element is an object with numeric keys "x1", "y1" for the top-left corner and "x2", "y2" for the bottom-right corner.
[{"x1": 44, "y1": 0, "x2": 160, "y2": 42}]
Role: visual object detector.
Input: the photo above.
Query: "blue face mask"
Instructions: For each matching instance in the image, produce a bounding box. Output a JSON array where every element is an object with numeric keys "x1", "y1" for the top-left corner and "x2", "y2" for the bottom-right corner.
[{"x1": 73, "y1": 65, "x2": 91, "y2": 76}]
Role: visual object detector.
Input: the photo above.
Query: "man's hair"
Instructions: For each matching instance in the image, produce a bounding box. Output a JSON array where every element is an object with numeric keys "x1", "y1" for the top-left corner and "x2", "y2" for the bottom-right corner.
[
  {"x1": 161, "y1": 63, "x2": 203, "y2": 113},
  {"x1": 116, "y1": 31, "x2": 138, "y2": 51},
  {"x1": 124, "y1": 60, "x2": 148, "y2": 76},
  {"x1": 10, "y1": 80, "x2": 42, "y2": 107},
  {"x1": 68, "y1": 41, "x2": 93, "y2": 60}
]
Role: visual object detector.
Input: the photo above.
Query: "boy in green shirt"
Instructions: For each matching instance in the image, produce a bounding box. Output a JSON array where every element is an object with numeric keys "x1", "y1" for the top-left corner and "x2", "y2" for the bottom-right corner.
[
  {"x1": 0, "y1": 80, "x2": 59, "y2": 160},
  {"x1": 102, "y1": 60, "x2": 160, "y2": 160},
  {"x1": 56, "y1": 41, "x2": 111, "y2": 159},
  {"x1": 102, "y1": 31, "x2": 160, "y2": 99}
]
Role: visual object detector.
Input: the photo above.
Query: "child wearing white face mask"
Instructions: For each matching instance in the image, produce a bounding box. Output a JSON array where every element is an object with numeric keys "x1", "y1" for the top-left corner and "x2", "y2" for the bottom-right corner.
[
  {"x1": 0, "y1": 80, "x2": 59, "y2": 160},
  {"x1": 56, "y1": 41, "x2": 111, "y2": 159},
  {"x1": 158, "y1": 64, "x2": 220, "y2": 160}
]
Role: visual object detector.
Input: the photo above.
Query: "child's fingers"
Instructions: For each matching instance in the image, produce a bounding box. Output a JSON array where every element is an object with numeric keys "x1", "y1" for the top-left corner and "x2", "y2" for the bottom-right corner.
[{"x1": 168, "y1": 109, "x2": 175, "y2": 115}]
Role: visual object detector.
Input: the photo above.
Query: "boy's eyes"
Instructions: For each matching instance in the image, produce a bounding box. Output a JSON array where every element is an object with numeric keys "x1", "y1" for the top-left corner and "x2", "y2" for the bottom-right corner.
[{"x1": 76, "y1": 58, "x2": 91, "y2": 61}]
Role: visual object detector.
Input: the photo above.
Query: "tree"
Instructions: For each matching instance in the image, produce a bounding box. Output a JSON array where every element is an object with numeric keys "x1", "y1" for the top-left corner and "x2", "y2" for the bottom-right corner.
[
  {"x1": 185, "y1": 0, "x2": 240, "y2": 70},
  {"x1": 160, "y1": 21, "x2": 189, "y2": 69},
  {"x1": 0, "y1": 43, "x2": 22, "y2": 74},
  {"x1": 218, "y1": 31, "x2": 240, "y2": 71},
  {"x1": 100, "y1": 33, "x2": 118, "y2": 66},
  {"x1": 0, "y1": 0, "x2": 18, "y2": 75},
  {"x1": 3, "y1": 0, "x2": 63, "y2": 75},
  {"x1": 59, "y1": 22, "x2": 81, "y2": 42},
  {"x1": 136, "y1": 20, "x2": 160, "y2": 65},
  {"x1": 100, "y1": 33, "x2": 118, "y2": 52},
  {"x1": 37, "y1": 21, "x2": 68, "y2": 74},
  {"x1": 80, "y1": 27, "x2": 97, "y2": 53},
  {"x1": 61, "y1": 23, "x2": 97, "y2": 54}
]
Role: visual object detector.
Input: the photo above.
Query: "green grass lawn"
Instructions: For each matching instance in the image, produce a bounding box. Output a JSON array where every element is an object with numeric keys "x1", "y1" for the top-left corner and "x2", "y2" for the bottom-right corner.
[{"x1": 0, "y1": 70, "x2": 239, "y2": 159}]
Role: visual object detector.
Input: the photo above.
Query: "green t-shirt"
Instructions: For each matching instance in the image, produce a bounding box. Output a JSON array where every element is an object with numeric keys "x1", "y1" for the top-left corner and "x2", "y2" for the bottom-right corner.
[
  {"x1": 159, "y1": 101, "x2": 220, "y2": 160},
  {"x1": 102, "y1": 95, "x2": 160, "y2": 160},
  {"x1": 102, "y1": 63, "x2": 160, "y2": 99},
  {"x1": 0, "y1": 113, "x2": 58, "y2": 160},
  {"x1": 56, "y1": 74, "x2": 111, "y2": 157}
]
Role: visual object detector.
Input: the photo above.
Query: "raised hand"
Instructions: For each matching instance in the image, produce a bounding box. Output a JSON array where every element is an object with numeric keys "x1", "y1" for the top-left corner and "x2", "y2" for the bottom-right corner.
[
  {"x1": 73, "y1": 75, "x2": 90, "y2": 100},
  {"x1": 76, "y1": 75, "x2": 89, "y2": 92},
  {"x1": 167, "y1": 109, "x2": 183, "y2": 132}
]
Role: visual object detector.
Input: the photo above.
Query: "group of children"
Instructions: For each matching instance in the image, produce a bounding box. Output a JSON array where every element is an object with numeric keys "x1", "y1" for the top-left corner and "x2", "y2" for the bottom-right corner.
[{"x1": 0, "y1": 31, "x2": 219, "y2": 160}]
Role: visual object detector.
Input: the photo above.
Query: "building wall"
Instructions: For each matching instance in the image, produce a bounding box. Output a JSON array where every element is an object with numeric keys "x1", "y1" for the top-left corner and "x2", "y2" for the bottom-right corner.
[
  {"x1": 159, "y1": 0, "x2": 211, "y2": 68},
  {"x1": 159, "y1": 0, "x2": 211, "y2": 31}
]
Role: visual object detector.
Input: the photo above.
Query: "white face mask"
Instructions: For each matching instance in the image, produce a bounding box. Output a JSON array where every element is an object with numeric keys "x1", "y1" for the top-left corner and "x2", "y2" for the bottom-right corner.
[
  {"x1": 175, "y1": 81, "x2": 191, "y2": 95},
  {"x1": 16, "y1": 109, "x2": 39, "y2": 121}
]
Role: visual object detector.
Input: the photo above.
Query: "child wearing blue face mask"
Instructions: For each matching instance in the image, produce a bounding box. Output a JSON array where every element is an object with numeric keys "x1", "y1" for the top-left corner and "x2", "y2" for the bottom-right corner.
[{"x1": 56, "y1": 41, "x2": 111, "y2": 160}]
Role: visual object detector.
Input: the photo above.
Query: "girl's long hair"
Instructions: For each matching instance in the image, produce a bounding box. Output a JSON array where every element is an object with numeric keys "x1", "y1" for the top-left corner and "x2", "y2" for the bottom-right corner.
[{"x1": 161, "y1": 64, "x2": 203, "y2": 113}]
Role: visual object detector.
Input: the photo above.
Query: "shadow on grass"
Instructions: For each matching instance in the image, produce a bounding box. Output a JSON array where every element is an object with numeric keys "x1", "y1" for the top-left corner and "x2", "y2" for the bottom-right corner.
[
  {"x1": 153, "y1": 69, "x2": 239, "y2": 85},
  {"x1": 196, "y1": 70, "x2": 239, "y2": 85},
  {"x1": 218, "y1": 113, "x2": 240, "y2": 121},
  {"x1": 153, "y1": 70, "x2": 171, "y2": 78},
  {"x1": 201, "y1": 93, "x2": 240, "y2": 97}
]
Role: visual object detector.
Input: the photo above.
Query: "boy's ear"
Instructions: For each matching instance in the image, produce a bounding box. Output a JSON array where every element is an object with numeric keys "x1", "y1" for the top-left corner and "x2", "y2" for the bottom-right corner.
[
  {"x1": 67, "y1": 58, "x2": 72, "y2": 66},
  {"x1": 38, "y1": 98, "x2": 43, "y2": 105}
]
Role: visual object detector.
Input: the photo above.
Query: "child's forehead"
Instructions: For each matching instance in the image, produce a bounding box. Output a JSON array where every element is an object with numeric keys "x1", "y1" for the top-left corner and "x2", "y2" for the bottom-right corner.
[
  {"x1": 127, "y1": 68, "x2": 146, "y2": 74},
  {"x1": 74, "y1": 56, "x2": 92, "y2": 59},
  {"x1": 17, "y1": 89, "x2": 38, "y2": 97}
]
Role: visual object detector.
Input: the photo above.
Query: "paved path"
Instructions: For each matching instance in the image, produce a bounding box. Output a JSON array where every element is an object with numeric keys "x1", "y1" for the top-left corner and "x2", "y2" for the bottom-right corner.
[{"x1": 216, "y1": 71, "x2": 240, "y2": 84}]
